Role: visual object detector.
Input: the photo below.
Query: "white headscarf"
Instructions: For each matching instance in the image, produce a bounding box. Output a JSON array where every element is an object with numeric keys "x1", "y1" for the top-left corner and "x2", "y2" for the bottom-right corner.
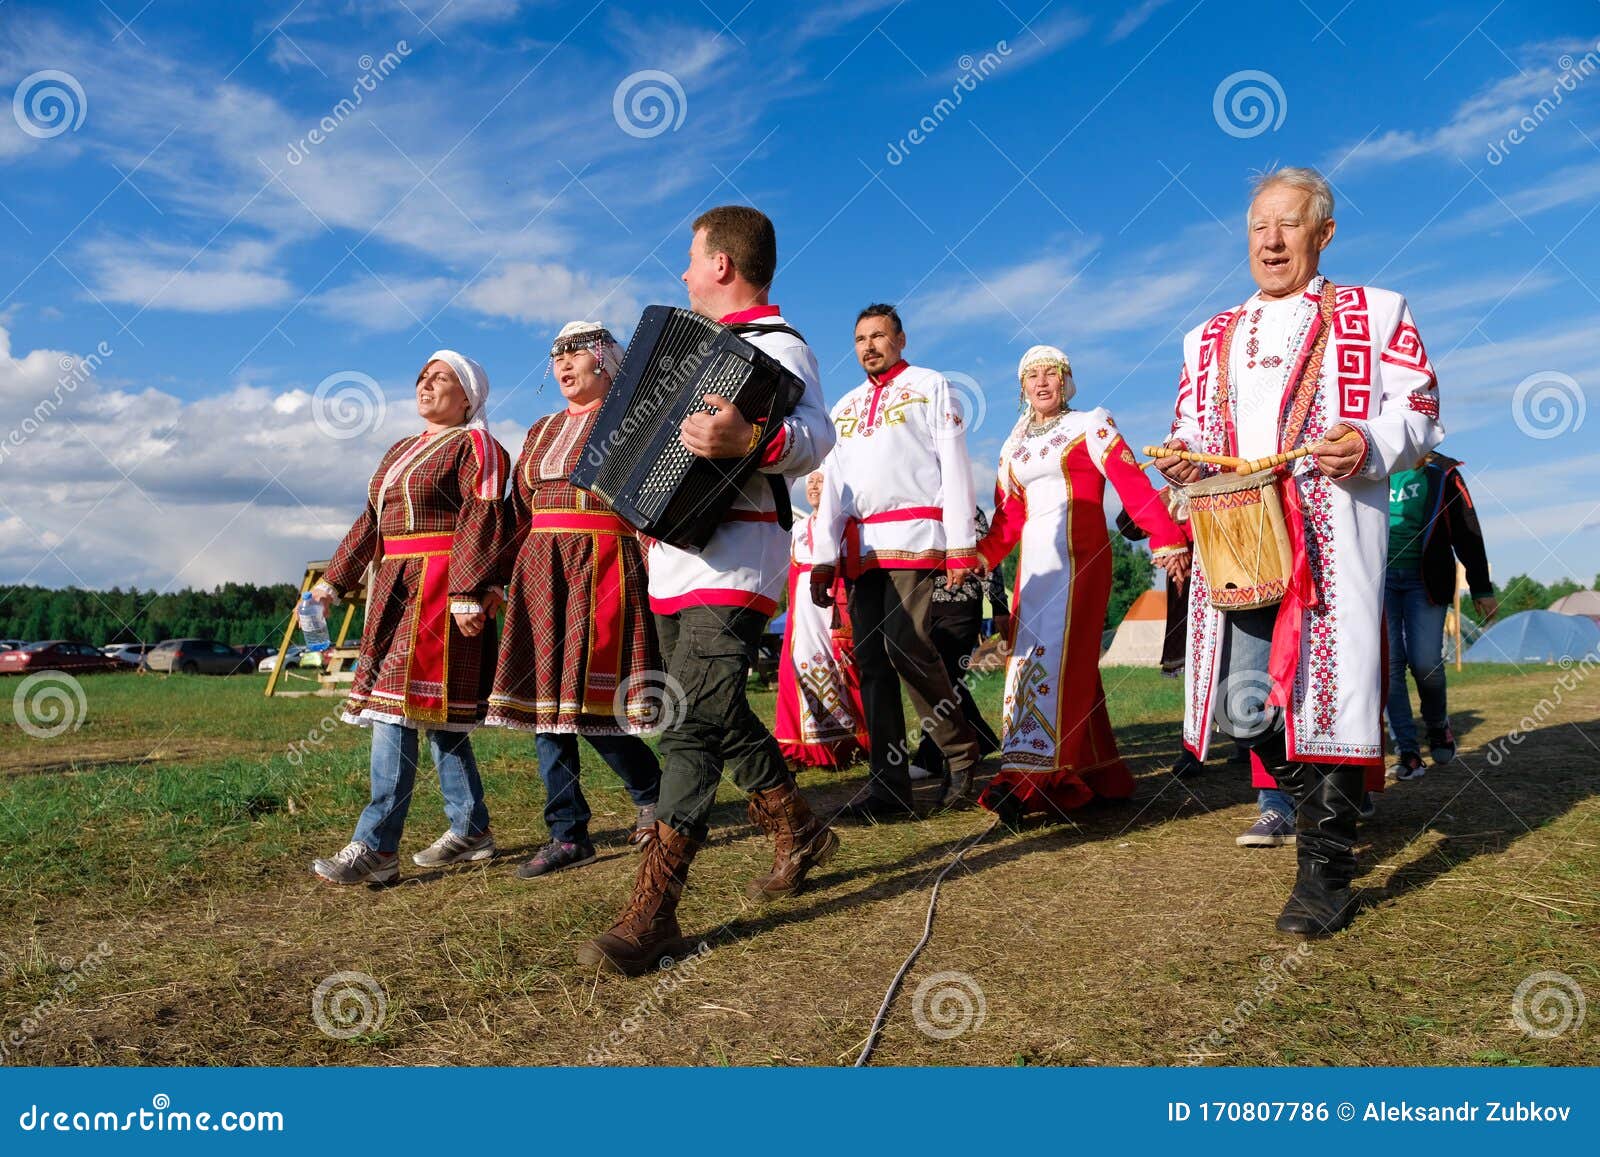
[
  {"x1": 553, "y1": 320, "x2": 623, "y2": 380},
  {"x1": 426, "y1": 349, "x2": 490, "y2": 430},
  {"x1": 1017, "y1": 343, "x2": 1075, "y2": 400}
]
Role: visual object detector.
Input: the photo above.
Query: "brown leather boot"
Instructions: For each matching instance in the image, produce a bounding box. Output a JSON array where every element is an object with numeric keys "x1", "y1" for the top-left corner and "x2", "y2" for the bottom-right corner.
[
  {"x1": 745, "y1": 781, "x2": 840, "y2": 901},
  {"x1": 576, "y1": 821, "x2": 698, "y2": 976}
]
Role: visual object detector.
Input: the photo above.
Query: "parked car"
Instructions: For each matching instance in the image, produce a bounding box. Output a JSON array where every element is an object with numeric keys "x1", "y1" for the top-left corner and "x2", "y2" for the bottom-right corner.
[
  {"x1": 0, "y1": 640, "x2": 121, "y2": 675},
  {"x1": 104, "y1": 643, "x2": 155, "y2": 668},
  {"x1": 257, "y1": 645, "x2": 307, "y2": 674},
  {"x1": 233, "y1": 645, "x2": 276, "y2": 668},
  {"x1": 144, "y1": 638, "x2": 257, "y2": 675},
  {"x1": 2, "y1": 639, "x2": 30, "y2": 652}
]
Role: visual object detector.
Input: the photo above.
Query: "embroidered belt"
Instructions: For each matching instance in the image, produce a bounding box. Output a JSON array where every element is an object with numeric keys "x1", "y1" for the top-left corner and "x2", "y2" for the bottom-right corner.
[
  {"x1": 382, "y1": 532, "x2": 455, "y2": 558},
  {"x1": 526, "y1": 511, "x2": 630, "y2": 533}
]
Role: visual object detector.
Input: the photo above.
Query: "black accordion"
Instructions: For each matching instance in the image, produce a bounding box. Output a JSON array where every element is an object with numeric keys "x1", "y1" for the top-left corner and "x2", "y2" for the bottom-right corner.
[{"x1": 570, "y1": 305, "x2": 807, "y2": 550}]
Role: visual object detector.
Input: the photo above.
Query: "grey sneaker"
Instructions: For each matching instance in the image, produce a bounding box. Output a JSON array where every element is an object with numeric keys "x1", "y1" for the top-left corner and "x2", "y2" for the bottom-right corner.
[
  {"x1": 516, "y1": 840, "x2": 598, "y2": 879},
  {"x1": 313, "y1": 841, "x2": 399, "y2": 885},
  {"x1": 1236, "y1": 810, "x2": 1296, "y2": 847},
  {"x1": 412, "y1": 829, "x2": 496, "y2": 867}
]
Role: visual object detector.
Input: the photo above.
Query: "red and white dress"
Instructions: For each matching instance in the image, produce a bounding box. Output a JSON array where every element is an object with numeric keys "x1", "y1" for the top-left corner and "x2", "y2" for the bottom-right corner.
[
  {"x1": 486, "y1": 406, "x2": 662, "y2": 734},
  {"x1": 978, "y1": 407, "x2": 1186, "y2": 815},
  {"x1": 323, "y1": 427, "x2": 510, "y2": 732},
  {"x1": 774, "y1": 513, "x2": 869, "y2": 767}
]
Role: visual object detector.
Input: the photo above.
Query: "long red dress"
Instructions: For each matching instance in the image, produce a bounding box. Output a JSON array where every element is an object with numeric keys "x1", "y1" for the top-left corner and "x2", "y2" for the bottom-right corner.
[
  {"x1": 774, "y1": 514, "x2": 869, "y2": 767},
  {"x1": 324, "y1": 427, "x2": 510, "y2": 732},
  {"x1": 486, "y1": 407, "x2": 662, "y2": 734},
  {"x1": 977, "y1": 408, "x2": 1187, "y2": 816}
]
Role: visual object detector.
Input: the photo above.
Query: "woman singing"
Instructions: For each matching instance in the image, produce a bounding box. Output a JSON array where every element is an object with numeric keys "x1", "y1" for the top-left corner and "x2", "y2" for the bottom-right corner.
[
  {"x1": 310, "y1": 351, "x2": 510, "y2": 885},
  {"x1": 978, "y1": 345, "x2": 1189, "y2": 826}
]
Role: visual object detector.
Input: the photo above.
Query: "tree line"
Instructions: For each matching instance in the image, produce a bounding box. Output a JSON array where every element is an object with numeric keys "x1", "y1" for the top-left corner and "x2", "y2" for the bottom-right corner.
[{"x1": 0, "y1": 583, "x2": 363, "y2": 647}]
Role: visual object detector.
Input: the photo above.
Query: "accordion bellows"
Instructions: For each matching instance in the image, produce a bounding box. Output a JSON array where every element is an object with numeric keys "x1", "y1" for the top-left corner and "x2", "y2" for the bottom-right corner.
[{"x1": 570, "y1": 306, "x2": 806, "y2": 550}]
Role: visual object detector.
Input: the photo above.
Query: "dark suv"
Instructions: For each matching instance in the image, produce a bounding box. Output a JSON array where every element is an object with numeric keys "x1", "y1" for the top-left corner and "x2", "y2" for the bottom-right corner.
[{"x1": 145, "y1": 639, "x2": 257, "y2": 675}]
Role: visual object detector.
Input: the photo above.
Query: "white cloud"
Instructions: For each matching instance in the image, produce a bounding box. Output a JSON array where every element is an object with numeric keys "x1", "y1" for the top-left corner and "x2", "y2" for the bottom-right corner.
[
  {"x1": 462, "y1": 262, "x2": 643, "y2": 330},
  {"x1": 80, "y1": 237, "x2": 295, "y2": 314},
  {"x1": 1108, "y1": 0, "x2": 1175, "y2": 42},
  {"x1": 1328, "y1": 42, "x2": 1599, "y2": 170},
  {"x1": 315, "y1": 274, "x2": 458, "y2": 332}
]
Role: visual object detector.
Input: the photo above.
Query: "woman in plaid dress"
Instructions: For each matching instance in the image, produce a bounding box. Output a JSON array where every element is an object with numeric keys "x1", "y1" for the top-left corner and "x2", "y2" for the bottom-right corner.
[
  {"x1": 310, "y1": 350, "x2": 511, "y2": 886},
  {"x1": 486, "y1": 322, "x2": 663, "y2": 879}
]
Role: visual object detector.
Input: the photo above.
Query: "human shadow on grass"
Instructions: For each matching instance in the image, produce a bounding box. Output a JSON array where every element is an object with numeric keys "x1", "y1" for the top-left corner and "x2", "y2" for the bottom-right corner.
[{"x1": 1350, "y1": 714, "x2": 1598, "y2": 912}]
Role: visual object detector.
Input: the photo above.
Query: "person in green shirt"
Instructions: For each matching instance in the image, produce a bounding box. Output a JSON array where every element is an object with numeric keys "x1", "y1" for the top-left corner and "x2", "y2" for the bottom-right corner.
[{"x1": 1384, "y1": 452, "x2": 1497, "y2": 780}]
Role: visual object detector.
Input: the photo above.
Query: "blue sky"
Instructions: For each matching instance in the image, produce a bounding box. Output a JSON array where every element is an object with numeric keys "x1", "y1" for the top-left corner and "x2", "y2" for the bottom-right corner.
[{"x1": 1, "y1": 0, "x2": 1597, "y2": 593}]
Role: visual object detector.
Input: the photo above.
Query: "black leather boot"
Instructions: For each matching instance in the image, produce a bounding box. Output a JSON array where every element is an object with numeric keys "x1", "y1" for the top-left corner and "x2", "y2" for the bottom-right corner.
[{"x1": 1276, "y1": 763, "x2": 1362, "y2": 936}]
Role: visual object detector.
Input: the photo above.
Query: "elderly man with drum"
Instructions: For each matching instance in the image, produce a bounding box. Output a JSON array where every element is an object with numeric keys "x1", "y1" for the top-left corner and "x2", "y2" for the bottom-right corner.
[{"x1": 1156, "y1": 167, "x2": 1442, "y2": 936}]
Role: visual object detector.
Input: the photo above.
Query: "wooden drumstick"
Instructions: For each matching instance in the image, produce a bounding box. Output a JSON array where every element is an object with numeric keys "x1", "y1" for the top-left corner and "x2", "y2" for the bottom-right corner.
[
  {"x1": 1140, "y1": 445, "x2": 1246, "y2": 471},
  {"x1": 1143, "y1": 435, "x2": 1358, "y2": 475}
]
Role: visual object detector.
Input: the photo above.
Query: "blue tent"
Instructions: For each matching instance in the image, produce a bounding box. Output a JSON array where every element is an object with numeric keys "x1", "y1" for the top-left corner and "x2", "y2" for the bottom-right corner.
[{"x1": 1463, "y1": 610, "x2": 1600, "y2": 665}]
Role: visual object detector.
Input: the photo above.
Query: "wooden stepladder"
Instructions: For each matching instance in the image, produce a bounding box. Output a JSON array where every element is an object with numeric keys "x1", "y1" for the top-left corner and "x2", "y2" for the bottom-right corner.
[{"x1": 264, "y1": 560, "x2": 364, "y2": 698}]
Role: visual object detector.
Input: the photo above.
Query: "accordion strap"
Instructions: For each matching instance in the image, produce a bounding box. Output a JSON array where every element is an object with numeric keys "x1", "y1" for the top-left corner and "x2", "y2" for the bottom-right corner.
[{"x1": 727, "y1": 320, "x2": 804, "y2": 532}]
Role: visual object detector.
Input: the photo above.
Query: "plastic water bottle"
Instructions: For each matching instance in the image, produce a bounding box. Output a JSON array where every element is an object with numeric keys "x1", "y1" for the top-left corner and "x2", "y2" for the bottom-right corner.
[{"x1": 298, "y1": 592, "x2": 331, "y2": 652}]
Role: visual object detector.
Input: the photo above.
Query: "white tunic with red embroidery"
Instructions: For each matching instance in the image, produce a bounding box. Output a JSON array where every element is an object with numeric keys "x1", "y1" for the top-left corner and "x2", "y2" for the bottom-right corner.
[
  {"x1": 1170, "y1": 277, "x2": 1443, "y2": 766},
  {"x1": 811, "y1": 361, "x2": 979, "y2": 574},
  {"x1": 645, "y1": 307, "x2": 835, "y2": 618}
]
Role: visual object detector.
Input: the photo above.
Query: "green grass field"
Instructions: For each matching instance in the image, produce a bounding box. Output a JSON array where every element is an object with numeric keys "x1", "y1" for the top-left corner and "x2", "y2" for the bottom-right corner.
[{"x1": 1, "y1": 662, "x2": 1594, "y2": 1066}]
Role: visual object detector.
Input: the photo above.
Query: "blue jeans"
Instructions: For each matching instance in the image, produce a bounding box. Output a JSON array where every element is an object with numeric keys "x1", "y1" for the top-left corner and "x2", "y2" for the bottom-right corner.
[
  {"x1": 1211, "y1": 606, "x2": 1292, "y2": 818},
  {"x1": 534, "y1": 732, "x2": 660, "y2": 845},
  {"x1": 353, "y1": 722, "x2": 489, "y2": 854},
  {"x1": 1385, "y1": 568, "x2": 1449, "y2": 754}
]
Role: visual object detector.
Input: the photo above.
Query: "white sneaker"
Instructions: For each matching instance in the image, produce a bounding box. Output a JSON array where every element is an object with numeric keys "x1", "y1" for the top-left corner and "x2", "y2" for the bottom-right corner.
[
  {"x1": 412, "y1": 829, "x2": 496, "y2": 867},
  {"x1": 908, "y1": 763, "x2": 939, "y2": 781}
]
